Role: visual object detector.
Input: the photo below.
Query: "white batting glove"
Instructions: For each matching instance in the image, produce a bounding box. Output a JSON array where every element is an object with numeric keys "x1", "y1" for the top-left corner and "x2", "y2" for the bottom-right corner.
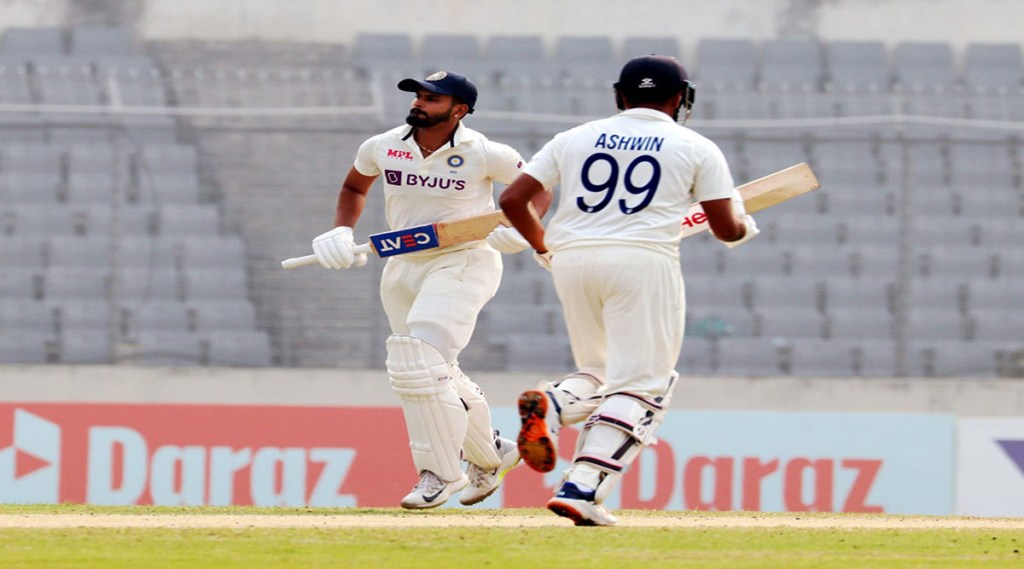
[
  {"x1": 730, "y1": 187, "x2": 748, "y2": 217},
  {"x1": 312, "y1": 226, "x2": 365, "y2": 269},
  {"x1": 486, "y1": 226, "x2": 531, "y2": 254},
  {"x1": 722, "y1": 215, "x2": 760, "y2": 249},
  {"x1": 533, "y1": 250, "x2": 553, "y2": 272}
]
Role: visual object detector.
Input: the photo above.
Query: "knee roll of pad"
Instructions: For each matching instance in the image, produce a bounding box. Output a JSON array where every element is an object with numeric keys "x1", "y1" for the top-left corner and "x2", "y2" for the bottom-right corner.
[
  {"x1": 386, "y1": 335, "x2": 467, "y2": 482},
  {"x1": 548, "y1": 372, "x2": 604, "y2": 426},
  {"x1": 570, "y1": 392, "x2": 667, "y2": 503}
]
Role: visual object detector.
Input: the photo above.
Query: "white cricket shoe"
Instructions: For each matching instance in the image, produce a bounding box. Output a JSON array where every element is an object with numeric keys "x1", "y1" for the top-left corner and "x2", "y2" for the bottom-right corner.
[
  {"x1": 399, "y1": 470, "x2": 469, "y2": 510},
  {"x1": 460, "y1": 436, "x2": 522, "y2": 505},
  {"x1": 546, "y1": 481, "x2": 619, "y2": 526},
  {"x1": 517, "y1": 389, "x2": 560, "y2": 473}
]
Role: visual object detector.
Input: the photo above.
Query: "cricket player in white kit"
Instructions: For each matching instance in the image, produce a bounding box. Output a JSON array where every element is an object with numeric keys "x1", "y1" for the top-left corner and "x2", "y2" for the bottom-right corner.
[
  {"x1": 309, "y1": 71, "x2": 548, "y2": 509},
  {"x1": 499, "y1": 55, "x2": 759, "y2": 525}
]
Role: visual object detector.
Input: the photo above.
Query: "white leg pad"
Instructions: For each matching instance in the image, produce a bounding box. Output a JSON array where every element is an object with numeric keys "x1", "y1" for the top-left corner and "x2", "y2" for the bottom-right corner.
[
  {"x1": 453, "y1": 368, "x2": 501, "y2": 470},
  {"x1": 387, "y1": 335, "x2": 467, "y2": 482},
  {"x1": 565, "y1": 391, "x2": 667, "y2": 504},
  {"x1": 544, "y1": 372, "x2": 604, "y2": 426}
]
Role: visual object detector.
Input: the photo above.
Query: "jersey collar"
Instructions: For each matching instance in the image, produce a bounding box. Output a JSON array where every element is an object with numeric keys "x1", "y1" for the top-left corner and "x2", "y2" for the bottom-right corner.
[
  {"x1": 620, "y1": 107, "x2": 676, "y2": 122},
  {"x1": 401, "y1": 121, "x2": 466, "y2": 150}
]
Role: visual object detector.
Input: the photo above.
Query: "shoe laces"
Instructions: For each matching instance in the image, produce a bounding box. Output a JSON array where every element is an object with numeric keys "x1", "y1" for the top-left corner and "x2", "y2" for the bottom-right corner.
[
  {"x1": 412, "y1": 471, "x2": 446, "y2": 495},
  {"x1": 467, "y1": 463, "x2": 495, "y2": 487}
]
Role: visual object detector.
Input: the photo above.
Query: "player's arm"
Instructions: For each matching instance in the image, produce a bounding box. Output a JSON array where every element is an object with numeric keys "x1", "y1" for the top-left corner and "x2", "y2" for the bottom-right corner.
[
  {"x1": 696, "y1": 142, "x2": 759, "y2": 249},
  {"x1": 312, "y1": 167, "x2": 377, "y2": 270},
  {"x1": 335, "y1": 167, "x2": 376, "y2": 228},
  {"x1": 701, "y1": 198, "x2": 746, "y2": 243},
  {"x1": 498, "y1": 173, "x2": 549, "y2": 253}
]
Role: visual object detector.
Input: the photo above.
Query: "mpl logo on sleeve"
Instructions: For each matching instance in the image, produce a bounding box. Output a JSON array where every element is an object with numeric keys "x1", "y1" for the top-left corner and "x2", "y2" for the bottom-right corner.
[{"x1": 370, "y1": 224, "x2": 439, "y2": 257}]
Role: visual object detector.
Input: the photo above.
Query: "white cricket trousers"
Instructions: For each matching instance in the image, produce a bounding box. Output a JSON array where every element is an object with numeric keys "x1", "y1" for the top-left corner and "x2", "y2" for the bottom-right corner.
[
  {"x1": 380, "y1": 247, "x2": 502, "y2": 362},
  {"x1": 551, "y1": 245, "x2": 685, "y2": 399}
]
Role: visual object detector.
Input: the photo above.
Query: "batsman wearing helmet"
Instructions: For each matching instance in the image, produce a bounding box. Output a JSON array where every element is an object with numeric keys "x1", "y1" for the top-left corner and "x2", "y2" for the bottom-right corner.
[
  {"x1": 309, "y1": 71, "x2": 550, "y2": 509},
  {"x1": 499, "y1": 55, "x2": 759, "y2": 525}
]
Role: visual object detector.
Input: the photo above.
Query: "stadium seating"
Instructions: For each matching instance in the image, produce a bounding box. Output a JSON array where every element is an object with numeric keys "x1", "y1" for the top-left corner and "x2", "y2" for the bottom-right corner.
[{"x1": 1, "y1": 27, "x2": 1022, "y2": 377}]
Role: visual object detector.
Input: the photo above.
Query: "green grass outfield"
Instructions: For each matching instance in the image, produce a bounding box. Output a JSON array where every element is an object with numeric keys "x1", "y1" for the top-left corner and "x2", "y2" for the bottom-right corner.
[{"x1": 1, "y1": 505, "x2": 1022, "y2": 568}]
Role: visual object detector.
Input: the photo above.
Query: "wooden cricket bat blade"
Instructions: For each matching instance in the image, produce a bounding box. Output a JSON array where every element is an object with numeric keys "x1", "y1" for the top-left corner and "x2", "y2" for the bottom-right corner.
[
  {"x1": 679, "y1": 162, "x2": 821, "y2": 240},
  {"x1": 740, "y1": 162, "x2": 820, "y2": 214}
]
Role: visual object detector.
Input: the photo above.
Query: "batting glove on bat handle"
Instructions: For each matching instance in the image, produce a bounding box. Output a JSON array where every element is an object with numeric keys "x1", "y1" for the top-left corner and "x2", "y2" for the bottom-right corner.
[
  {"x1": 723, "y1": 215, "x2": 760, "y2": 249},
  {"x1": 533, "y1": 250, "x2": 553, "y2": 272},
  {"x1": 487, "y1": 225, "x2": 531, "y2": 254},
  {"x1": 312, "y1": 226, "x2": 360, "y2": 269}
]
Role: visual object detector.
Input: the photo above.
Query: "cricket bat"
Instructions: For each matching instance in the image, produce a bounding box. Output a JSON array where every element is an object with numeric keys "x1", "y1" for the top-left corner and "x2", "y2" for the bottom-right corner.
[
  {"x1": 281, "y1": 210, "x2": 509, "y2": 269},
  {"x1": 679, "y1": 162, "x2": 820, "y2": 238}
]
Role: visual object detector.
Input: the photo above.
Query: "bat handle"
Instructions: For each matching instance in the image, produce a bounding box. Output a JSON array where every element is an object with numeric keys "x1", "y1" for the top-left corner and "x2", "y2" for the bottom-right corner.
[{"x1": 280, "y1": 242, "x2": 372, "y2": 270}]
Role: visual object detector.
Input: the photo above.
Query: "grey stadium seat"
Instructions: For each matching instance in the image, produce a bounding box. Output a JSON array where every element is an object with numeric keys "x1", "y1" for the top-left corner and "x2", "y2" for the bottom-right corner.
[
  {"x1": 748, "y1": 275, "x2": 825, "y2": 312},
  {"x1": 484, "y1": 35, "x2": 550, "y2": 82},
  {"x1": 0, "y1": 267, "x2": 43, "y2": 300},
  {"x1": 552, "y1": 36, "x2": 617, "y2": 81},
  {"x1": 906, "y1": 308, "x2": 973, "y2": 341},
  {"x1": 420, "y1": 34, "x2": 486, "y2": 80},
  {"x1": 188, "y1": 299, "x2": 258, "y2": 331},
  {"x1": 824, "y1": 40, "x2": 890, "y2": 92},
  {"x1": 970, "y1": 309, "x2": 1024, "y2": 341},
  {"x1": 44, "y1": 266, "x2": 109, "y2": 300},
  {"x1": 503, "y1": 333, "x2": 574, "y2": 372},
  {"x1": 759, "y1": 39, "x2": 824, "y2": 91},
  {"x1": 788, "y1": 338, "x2": 861, "y2": 377},
  {"x1": 963, "y1": 43, "x2": 1024, "y2": 93},
  {"x1": 124, "y1": 300, "x2": 190, "y2": 334},
  {"x1": 54, "y1": 299, "x2": 110, "y2": 330},
  {"x1": 1, "y1": 230, "x2": 57, "y2": 266},
  {"x1": 69, "y1": 26, "x2": 138, "y2": 55},
  {"x1": 893, "y1": 42, "x2": 956, "y2": 92},
  {"x1": 0, "y1": 330, "x2": 52, "y2": 363},
  {"x1": 183, "y1": 268, "x2": 249, "y2": 300},
  {"x1": 824, "y1": 305, "x2": 895, "y2": 340},
  {"x1": 48, "y1": 235, "x2": 113, "y2": 267},
  {"x1": 756, "y1": 306, "x2": 827, "y2": 339},
  {"x1": 0, "y1": 299, "x2": 53, "y2": 331},
  {"x1": 695, "y1": 38, "x2": 758, "y2": 91},
  {"x1": 1, "y1": 27, "x2": 64, "y2": 56},
  {"x1": 60, "y1": 329, "x2": 112, "y2": 364},
  {"x1": 127, "y1": 330, "x2": 203, "y2": 366},
  {"x1": 206, "y1": 330, "x2": 272, "y2": 367},
  {"x1": 713, "y1": 337, "x2": 783, "y2": 376},
  {"x1": 350, "y1": 33, "x2": 416, "y2": 78},
  {"x1": 116, "y1": 267, "x2": 183, "y2": 302},
  {"x1": 906, "y1": 339, "x2": 1002, "y2": 377}
]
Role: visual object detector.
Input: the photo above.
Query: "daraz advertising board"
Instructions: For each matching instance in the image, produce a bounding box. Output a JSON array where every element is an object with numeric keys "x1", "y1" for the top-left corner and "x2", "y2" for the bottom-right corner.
[{"x1": 1, "y1": 403, "x2": 957, "y2": 514}]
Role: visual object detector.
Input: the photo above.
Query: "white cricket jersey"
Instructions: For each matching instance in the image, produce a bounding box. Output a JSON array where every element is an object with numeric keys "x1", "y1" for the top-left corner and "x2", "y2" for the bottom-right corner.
[
  {"x1": 353, "y1": 122, "x2": 524, "y2": 237},
  {"x1": 523, "y1": 108, "x2": 735, "y2": 256}
]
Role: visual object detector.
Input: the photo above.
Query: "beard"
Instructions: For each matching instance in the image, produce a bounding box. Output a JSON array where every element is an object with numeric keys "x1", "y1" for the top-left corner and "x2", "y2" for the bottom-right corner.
[{"x1": 405, "y1": 106, "x2": 453, "y2": 128}]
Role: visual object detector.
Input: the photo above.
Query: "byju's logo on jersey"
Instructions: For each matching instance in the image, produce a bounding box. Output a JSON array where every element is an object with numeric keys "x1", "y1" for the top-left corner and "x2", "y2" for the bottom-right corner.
[
  {"x1": 369, "y1": 224, "x2": 440, "y2": 257},
  {"x1": 0, "y1": 409, "x2": 61, "y2": 504},
  {"x1": 381, "y1": 170, "x2": 466, "y2": 191}
]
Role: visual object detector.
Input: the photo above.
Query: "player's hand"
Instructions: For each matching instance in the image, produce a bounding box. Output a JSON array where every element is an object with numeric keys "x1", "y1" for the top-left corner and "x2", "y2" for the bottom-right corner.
[
  {"x1": 723, "y1": 215, "x2": 760, "y2": 249},
  {"x1": 486, "y1": 226, "x2": 530, "y2": 254},
  {"x1": 312, "y1": 226, "x2": 366, "y2": 269},
  {"x1": 533, "y1": 250, "x2": 553, "y2": 272}
]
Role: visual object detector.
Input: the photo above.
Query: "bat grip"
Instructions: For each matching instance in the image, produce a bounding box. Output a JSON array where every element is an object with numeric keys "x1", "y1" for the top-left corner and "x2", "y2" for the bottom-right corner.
[{"x1": 280, "y1": 242, "x2": 372, "y2": 269}]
